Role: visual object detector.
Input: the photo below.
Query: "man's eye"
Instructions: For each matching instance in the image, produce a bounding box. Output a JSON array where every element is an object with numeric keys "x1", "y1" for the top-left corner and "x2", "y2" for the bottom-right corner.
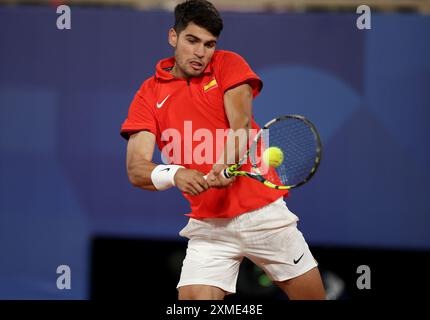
[{"x1": 188, "y1": 39, "x2": 197, "y2": 44}]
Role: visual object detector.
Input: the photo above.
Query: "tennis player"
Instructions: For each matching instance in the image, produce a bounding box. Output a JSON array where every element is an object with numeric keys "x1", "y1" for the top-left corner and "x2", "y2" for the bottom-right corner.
[{"x1": 120, "y1": 0, "x2": 325, "y2": 300}]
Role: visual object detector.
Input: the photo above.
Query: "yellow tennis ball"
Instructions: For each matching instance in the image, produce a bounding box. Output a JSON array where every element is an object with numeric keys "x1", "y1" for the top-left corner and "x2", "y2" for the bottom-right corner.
[{"x1": 263, "y1": 147, "x2": 284, "y2": 168}]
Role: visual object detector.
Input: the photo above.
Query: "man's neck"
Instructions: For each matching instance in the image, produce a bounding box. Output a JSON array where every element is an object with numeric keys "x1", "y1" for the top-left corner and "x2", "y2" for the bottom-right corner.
[{"x1": 170, "y1": 64, "x2": 190, "y2": 80}]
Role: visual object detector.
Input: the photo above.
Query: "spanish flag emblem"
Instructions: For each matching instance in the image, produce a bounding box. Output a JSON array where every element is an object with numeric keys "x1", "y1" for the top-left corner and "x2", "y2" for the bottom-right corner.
[{"x1": 203, "y1": 78, "x2": 218, "y2": 92}]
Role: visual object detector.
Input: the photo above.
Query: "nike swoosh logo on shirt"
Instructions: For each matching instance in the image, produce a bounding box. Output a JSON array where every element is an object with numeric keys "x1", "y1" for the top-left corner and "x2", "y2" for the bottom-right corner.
[{"x1": 156, "y1": 95, "x2": 170, "y2": 108}]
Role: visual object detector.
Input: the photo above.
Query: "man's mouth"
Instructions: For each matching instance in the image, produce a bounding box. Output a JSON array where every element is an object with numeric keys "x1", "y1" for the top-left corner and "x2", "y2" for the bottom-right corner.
[{"x1": 189, "y1": 60, "x2": 204, "y2": 71}]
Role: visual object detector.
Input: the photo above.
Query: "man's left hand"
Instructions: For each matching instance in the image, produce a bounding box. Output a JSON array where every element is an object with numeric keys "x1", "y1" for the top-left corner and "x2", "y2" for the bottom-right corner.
[{"x1": 206, "y1": 164, "x2": 235, "y2": 188}]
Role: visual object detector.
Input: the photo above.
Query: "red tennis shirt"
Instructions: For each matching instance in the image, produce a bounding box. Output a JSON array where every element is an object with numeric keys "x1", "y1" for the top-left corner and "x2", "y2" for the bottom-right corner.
[{"x1": 121, "y1": 50, "x2": 288, "y2": 219}]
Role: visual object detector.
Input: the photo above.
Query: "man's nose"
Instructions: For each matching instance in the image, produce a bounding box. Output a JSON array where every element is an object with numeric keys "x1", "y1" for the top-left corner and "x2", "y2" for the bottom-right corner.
[{"x1": 194, "y1": 44, "x2": 205, "y2": 58}]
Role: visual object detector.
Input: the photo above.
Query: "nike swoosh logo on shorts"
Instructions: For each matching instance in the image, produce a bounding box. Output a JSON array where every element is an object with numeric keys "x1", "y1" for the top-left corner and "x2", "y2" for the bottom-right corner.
[
  {"x1": 294, "y1": 253, "x2": 304, "y2": 264},
  {"x1": 156, "y1": 95, "x2": 170, "y2": 108}
]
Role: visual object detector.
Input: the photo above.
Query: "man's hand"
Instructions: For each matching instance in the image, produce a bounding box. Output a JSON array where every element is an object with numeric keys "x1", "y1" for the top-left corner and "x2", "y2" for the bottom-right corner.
[
  {"x1": 206, "y1": 164, "x2": 235, "y2": 189},
  {"x1": 174, "y1": 168, "x2": 210, "y2": 196}
]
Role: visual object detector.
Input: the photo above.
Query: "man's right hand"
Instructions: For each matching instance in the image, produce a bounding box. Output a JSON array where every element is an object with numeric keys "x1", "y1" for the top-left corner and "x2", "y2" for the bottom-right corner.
[{"x1": 174, "y1": 168, "x2": 210, "y2": 196}]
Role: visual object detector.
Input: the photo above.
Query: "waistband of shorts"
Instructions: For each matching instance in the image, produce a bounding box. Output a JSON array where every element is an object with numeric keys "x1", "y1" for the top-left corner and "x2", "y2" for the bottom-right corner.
[{"x1": 231, "y1": 197, "x2": 284, "y2": 221}]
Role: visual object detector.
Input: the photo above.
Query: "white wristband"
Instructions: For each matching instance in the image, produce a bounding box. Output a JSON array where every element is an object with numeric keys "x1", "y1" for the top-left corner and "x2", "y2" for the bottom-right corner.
[{"x1": 150, "y1": 165, "x2": 184, "y2": 190}]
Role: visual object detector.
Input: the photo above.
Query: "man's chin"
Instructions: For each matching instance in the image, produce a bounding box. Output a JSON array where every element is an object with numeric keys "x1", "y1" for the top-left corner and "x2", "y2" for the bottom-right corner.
[
  {"x1": 186, "y1": 66, "x2": 206, "y2": 77},
  {"x1": 188, "y1": 70, "x2": 204, "y2": 78}
]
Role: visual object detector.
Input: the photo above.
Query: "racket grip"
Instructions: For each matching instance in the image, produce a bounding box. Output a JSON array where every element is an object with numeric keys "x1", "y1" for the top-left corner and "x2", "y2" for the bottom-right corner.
[
  {"x1": 204, "y1": 170, "x2": 232, "y2": 180},
  {"x1": 203, "y1": 169, "x2": 232, "y2": 180},
  {"x1": 222, "y1": 168, "x2": 232, "y2": 179}
]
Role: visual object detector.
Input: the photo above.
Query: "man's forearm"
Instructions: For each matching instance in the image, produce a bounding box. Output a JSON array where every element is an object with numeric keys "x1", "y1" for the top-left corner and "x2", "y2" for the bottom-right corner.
[{"x1": 127, "y1": 158, "x2": 158, "y2": 190}]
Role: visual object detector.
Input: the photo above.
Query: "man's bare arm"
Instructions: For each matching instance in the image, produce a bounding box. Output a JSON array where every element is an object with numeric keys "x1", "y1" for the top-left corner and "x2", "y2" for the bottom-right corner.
[
  {"x1": 207, "y1": 83, "x2": 253, "y2": 186},
  {"x1": 126, "y1": 131, "x2": 209, "y2": 195},
  {"x1": 222, "y1": 83, "x2": 253, "y2": 164},
  {"x1": 126, "y1": 131, "x2": 158, "y2": 190}
]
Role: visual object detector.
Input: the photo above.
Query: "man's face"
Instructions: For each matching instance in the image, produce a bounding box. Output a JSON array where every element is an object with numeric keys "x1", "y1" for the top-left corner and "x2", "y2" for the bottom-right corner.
[{"x1": 168, "y1": 22, "x2": 217, "y2": 79}]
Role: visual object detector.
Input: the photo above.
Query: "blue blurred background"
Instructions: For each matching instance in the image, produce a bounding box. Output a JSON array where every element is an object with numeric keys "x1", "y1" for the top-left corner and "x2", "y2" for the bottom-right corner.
[{"x1": 1, "y1": 1, "x2": 429, "y2": 299}]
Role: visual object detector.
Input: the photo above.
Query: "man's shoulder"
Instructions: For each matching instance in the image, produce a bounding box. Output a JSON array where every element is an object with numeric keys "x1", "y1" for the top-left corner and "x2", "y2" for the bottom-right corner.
[
  {"x1": 212, "y1": 50, "x2": 249, "y2": 72},
  {"x1": 213, "y1": 49, "x2": 245, "y2": 62},
  {"x1": 140, "y1": 75, "x2": 157, "y2": 89},
  {"x1": 137, "y1": 75, "x2": 157, "y2": 95}
]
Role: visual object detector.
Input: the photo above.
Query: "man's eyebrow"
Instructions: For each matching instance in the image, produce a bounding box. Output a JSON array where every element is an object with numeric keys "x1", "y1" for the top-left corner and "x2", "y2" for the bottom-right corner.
[
  {"x1": 185, "y1": 34, "x2": 200, "y2": 40},
  {"x1": 185, "y1": 34, "x2": 217, "y2": 44}
]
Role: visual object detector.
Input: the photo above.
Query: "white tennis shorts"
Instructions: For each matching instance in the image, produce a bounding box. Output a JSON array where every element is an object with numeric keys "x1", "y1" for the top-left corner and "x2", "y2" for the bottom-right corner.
[{"x1": 177, "y1": 197, "x2": 318, "y2": 294}]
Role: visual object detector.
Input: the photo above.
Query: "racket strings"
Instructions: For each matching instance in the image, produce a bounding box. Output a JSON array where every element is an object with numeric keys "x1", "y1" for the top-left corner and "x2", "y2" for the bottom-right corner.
[{"x1": 260, "y1": 118, "x2": 319, "y2": 187}]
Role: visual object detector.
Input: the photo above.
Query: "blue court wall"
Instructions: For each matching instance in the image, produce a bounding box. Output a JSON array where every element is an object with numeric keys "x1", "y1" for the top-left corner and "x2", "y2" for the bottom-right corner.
[{"x1": 0, "y1": 7, "x2": 429, "y2": 298}]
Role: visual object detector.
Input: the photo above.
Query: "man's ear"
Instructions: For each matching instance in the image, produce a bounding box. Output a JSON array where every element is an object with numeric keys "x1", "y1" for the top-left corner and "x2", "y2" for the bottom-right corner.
[{"x1": 168, "y1": 28, "x2": 178, "y2": 48}]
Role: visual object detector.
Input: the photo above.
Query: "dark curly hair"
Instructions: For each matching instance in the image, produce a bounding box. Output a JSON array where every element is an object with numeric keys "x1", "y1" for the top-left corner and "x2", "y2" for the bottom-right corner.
[{"x1": 174, "y1": 0, "x2": 223, "y2": 37}]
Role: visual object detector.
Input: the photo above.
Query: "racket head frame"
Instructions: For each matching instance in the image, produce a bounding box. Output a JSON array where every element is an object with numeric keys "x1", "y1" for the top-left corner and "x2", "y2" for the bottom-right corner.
[{"x1": 223, "y1": 115, "x2": 322, "y2": 190}]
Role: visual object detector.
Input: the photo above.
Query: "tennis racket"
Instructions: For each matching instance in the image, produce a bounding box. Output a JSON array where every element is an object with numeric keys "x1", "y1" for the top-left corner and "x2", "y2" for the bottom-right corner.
[{"x1": 221, "y1": 115, "x2": 322, "y2": 189}]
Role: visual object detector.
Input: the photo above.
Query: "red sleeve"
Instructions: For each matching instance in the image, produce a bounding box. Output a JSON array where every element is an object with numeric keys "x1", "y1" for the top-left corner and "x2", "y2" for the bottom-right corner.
[
  {"x1": 120, "y1": 84, "x2": 157, "y2": 140},
  {"x1": 216, "y1": 51, "x2": 263, "y2": 97}
]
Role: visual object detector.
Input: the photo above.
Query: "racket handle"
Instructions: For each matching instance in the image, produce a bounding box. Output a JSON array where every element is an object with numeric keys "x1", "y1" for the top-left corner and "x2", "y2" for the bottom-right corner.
[
  {"x1": 204, "y1": 170, "x2": 232, "y2": 180},
  {"x1": 222, "y1": 168, "x2": 232, "y2": 179}
]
